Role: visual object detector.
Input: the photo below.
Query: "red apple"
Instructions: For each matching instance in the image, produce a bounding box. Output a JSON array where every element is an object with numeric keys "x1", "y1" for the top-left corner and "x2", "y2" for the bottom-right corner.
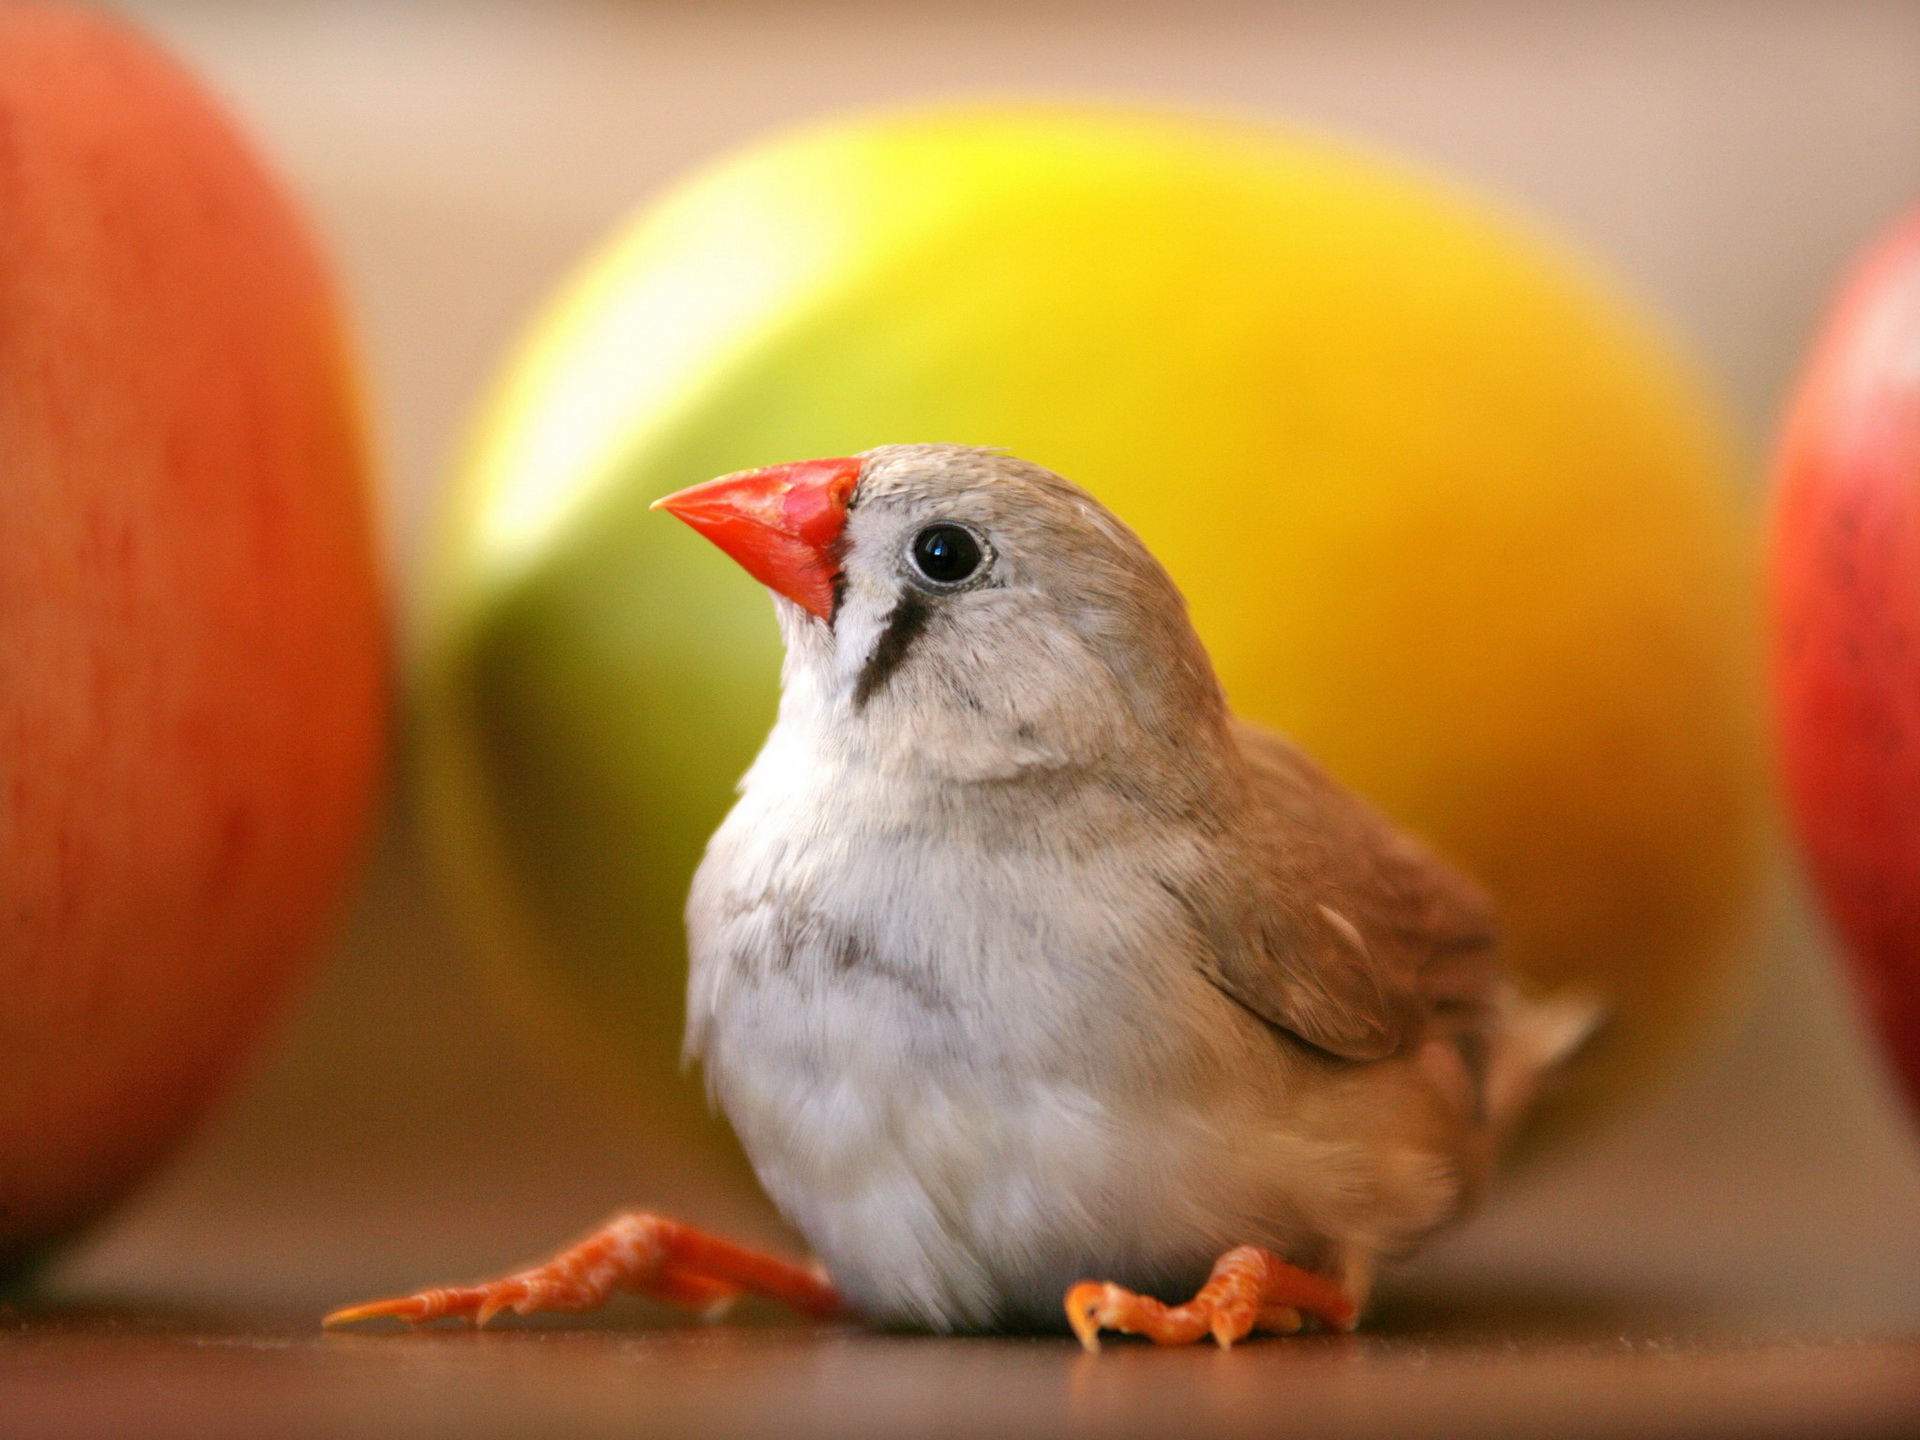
[
  {"x1": 0, "y1": 2, "x2": 387, "y2": 1267},
  {"x1": 1772, "y1": 205, "x2": 1920, "y2": 1107}
]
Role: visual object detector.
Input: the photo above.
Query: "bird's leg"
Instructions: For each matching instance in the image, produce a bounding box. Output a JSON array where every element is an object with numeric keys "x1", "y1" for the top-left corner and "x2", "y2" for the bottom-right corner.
[
  {"x1": 1064, "y1": 1246, "x2": 1357, "y2": 1352},
  {"x1": 322, "y1": 1212, "x2": 840, "y2": 1329}
]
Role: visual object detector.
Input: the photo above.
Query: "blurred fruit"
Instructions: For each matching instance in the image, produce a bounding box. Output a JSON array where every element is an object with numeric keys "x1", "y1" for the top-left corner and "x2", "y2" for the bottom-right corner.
[
  {"x1": 1772, "y1": 206, "x2": 1920, "y2": 1111},
  {"x1": 420, "y1": 106, "x2": 1759, "y2": 1167},
  {"x1": 0, "y1": 3, "x2": 387, "y2": 1268}
]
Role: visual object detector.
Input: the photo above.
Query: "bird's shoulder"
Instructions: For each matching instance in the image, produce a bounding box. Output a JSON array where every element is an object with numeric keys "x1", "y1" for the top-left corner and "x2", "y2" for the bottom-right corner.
[{"x1": 1231, "y1": 720, "x2": 1498, "y2": 953}]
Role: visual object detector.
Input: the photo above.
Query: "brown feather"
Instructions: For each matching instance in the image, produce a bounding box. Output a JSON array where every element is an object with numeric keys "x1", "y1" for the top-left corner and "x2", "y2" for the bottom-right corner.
[{"x1": 1192, "y1": 720, "x2": 1501, "y2": 1061}]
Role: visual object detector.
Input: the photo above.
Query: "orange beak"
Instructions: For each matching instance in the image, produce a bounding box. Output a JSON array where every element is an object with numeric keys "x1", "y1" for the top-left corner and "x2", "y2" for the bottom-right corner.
[{"x1": 652, "y1": 457, "x2": 863, "y2": 621}]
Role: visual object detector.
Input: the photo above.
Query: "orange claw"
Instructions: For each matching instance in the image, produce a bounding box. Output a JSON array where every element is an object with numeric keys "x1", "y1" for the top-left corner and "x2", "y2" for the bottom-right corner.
[
  {"x1": 320, "y1": 1295, "x2": 436, "y2": 1328},
  {"x1": 322, "y1": 1212, "x2": 838, "y2": 1330},
  {"x1": 1065, "y1": 1247, "x2": 1356, "y2": 1352}
]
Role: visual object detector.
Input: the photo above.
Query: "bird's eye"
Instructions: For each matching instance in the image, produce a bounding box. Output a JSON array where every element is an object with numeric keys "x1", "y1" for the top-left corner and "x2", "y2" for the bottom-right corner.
[{"x1": 909, "y1": 524, "x2": 983, "y2": 586}]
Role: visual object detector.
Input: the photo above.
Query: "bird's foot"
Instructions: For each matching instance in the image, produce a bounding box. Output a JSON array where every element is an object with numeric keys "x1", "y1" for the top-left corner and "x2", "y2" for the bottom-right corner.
[
  {"x1": 322, "y1": 1211, "x2": 840, "y2": 1329},
  {"x1": 1064, "y1": 1246, "x2": 1357, "y2": 1352}
]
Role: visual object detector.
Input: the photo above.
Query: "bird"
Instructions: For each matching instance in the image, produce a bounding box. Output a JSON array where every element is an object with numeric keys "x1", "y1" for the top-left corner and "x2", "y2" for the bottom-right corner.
[{"x1": 326, "y1": 443, "x2": 1596, "y2": 1349}]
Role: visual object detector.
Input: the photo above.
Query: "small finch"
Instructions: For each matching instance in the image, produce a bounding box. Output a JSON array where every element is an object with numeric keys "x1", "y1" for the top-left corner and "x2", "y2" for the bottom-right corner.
[{"x1": 328, "y1": 444, "x2": 1596, "y2": 1349}]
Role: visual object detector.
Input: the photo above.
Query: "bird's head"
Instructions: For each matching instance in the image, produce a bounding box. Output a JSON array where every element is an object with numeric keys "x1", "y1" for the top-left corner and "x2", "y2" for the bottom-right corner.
[{"x1": 655, "y1": 444, "x2": 1228, "y2": 784}]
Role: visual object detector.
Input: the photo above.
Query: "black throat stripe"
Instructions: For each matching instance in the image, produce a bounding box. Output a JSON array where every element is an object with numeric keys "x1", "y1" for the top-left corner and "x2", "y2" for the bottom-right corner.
[{"x1": 853, "y1": 592, "x2": 931, "y2": 709}]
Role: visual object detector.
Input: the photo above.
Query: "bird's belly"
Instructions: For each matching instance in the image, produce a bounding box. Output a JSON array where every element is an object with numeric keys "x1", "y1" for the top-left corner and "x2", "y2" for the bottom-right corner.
[{"x1": 703, "y1": 968, "x2": 1308, "y2": 1332}]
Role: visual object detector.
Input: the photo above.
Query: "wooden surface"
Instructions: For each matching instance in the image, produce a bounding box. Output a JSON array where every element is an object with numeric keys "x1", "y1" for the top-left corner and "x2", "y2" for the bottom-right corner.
[{"x1": 7, "y1": 1297, "x2": 1920, "y2": 1440}]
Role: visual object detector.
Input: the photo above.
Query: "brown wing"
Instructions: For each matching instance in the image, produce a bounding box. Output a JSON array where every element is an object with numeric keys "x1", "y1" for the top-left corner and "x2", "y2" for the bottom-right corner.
[{"x1": 1189, "y1": 720, "x2": 1502, "y2": 1061}]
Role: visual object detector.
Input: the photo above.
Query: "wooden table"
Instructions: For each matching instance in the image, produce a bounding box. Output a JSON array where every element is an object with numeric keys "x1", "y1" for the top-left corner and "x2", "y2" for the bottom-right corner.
[{"x1": 8, "y1": 1292, "x2": 1919, "y2": 1440}]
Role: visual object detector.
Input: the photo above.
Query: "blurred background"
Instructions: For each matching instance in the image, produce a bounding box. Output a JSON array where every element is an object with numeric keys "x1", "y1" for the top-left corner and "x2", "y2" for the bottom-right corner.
[{"x1": 44, "y1": 0, "x2": 1920, "y2": 1332}]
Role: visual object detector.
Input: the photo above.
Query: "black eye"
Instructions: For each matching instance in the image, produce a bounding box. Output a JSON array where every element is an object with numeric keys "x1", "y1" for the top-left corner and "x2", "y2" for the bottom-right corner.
[{"x1": 910, "y1": 524, "x2": 983, "y2": 585}]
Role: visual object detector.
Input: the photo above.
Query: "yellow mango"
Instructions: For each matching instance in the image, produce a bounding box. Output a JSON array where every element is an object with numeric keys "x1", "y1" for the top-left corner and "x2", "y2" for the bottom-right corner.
[{"x1": 418, "y1": 107, "x2": 1760, "y2": 1161}]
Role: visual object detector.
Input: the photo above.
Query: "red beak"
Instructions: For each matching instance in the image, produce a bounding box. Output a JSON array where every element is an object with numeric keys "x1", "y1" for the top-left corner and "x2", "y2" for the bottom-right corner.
[{"x1": 652, "y1": 457, "x2": 863, "y2": 621}]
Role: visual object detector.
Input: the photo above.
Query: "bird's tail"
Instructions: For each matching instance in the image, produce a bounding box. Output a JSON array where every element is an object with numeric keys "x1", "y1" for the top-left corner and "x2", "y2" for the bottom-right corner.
[{"x1": 1483, "y1": 986, "x2": 1607, "y2": 1136}]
